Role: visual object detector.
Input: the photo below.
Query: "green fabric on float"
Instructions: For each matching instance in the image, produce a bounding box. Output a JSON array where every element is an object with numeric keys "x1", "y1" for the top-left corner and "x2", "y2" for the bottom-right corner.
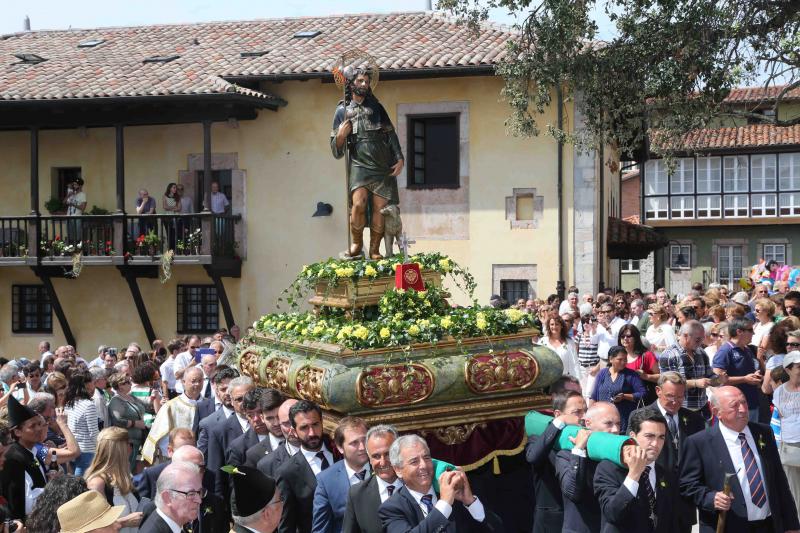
[{"x1": 524, "y1": 410, "x2": 633, "y2": 468}]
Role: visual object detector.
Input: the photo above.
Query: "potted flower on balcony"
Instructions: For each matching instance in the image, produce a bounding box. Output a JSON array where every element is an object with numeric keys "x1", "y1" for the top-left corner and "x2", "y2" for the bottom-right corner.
[
  {"x1": 136, "y1": 230, "x2": 162, "y2": 257},
  {"x1": 177, "y1": 228, "x2": 202, "y2": 256}
]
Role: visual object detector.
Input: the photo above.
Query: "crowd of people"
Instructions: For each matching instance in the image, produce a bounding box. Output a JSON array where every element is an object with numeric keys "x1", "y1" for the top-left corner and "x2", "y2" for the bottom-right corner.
[{"x1": 0, "y1": 281, "x2": 799, "y2": 532}]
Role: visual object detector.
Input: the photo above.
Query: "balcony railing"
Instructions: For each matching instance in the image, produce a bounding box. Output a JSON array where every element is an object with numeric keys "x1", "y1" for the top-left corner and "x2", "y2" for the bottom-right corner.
[{"x1": 0, "y1": 213, "x2": 241, "y2": 266}]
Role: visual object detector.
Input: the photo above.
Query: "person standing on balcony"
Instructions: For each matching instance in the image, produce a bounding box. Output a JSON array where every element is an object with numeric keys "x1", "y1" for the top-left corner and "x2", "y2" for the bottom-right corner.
[
  {"x1": 135, "y1": 189, "x2": 157, "y2": 237},
  {"x1": 176, "y1": 184, "x2": 193, "y2": 213},
  {"x1": 162, "y1": 183, "x2": 181, "y2": 248},
  {"x1": 208, "y1": 181, "x2": 230, "y2": 214},
  {"x1": 65, "y1": 177, "x2": 86, "y2": 243}
]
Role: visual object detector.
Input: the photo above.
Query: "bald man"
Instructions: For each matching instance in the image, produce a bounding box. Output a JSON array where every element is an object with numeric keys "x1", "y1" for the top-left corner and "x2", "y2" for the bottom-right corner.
[
  {"x1": 257, "y1": 398, "x2": 300, "y2": 478},
  {"x1": 681, "y1": 386, "x2": 799, "y2": 533},
  {"x1": 555, "y1": 401, "x2": 620, "y2": 533}
]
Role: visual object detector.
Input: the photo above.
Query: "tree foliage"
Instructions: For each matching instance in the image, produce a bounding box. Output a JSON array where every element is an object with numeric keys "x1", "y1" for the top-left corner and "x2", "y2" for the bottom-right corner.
[{"x1": 439, "y1": 0, "x2": 800, "y2": 159}]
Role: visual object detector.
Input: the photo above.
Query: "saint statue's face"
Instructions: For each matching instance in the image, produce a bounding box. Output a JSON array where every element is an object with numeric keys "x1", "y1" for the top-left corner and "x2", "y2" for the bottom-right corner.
[{"x1": 352, "y1": 73, "x2": 370, "y2": 96}]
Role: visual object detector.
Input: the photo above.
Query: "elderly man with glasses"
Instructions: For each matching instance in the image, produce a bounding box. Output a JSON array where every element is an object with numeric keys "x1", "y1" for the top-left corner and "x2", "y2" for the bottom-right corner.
[
  {"x1": 658, "y1": 320, "x2": 722, "y2": 423},
  {"x1": 140, "y1": 461, "x2": 204, "y2": 533}
]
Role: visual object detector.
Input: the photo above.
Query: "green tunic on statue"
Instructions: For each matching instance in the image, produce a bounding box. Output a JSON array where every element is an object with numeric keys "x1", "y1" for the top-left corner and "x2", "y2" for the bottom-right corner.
[{"x1": 330, "y1": 94, "x2": 404, "y2": 204}]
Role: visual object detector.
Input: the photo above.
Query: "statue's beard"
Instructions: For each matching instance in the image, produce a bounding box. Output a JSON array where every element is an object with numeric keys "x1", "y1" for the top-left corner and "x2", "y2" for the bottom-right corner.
[{"x1": 353, "y1": 86, "x2": 368, "y2": 96}]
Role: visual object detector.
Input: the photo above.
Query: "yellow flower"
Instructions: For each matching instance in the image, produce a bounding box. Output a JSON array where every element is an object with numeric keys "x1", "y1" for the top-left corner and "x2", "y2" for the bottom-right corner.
[
  {"x1": 335, "y1": 267, "x2": 355, "y2": 278},
  {"x1": 394, "y1": 312, "x2": 405, "y2": 321},
  {"x1": 476, "y1": 317, "x2": 487, "y2": 330},
  {"x1": 438, "y1": 258, "x2": 452, "y2": 272},
  {"x1": 378, "y1": 259, "x2": 389, "y2": 267},
  {"x1": 504, "y1": 308, "x2": 524, "y2": 322},
  {"x1": 417, "y1": 319, "x2": 430, "y2": 328},
  {"x1": 416, "y1": 290, "x2": 426, "y2": 299},
  {"x1": 312, "y1": 325, "x2": 324, "y2": 335},
  {"x1": 408, "y1": 324, "x2": 420, "y2": 336},
  {"x1": 440, "y1": 316, "x2": 452, "y2": 328},
  {"x1": 301, "y1": 328, "x2": 309, "y2": 336},
  {"x1": 353, "y1": 326, "x2": 369, "y2": 340},
  {"x1": 276, "y1": 321, "x2": 286, "y2": 330},
  {"x1": 395, "y1": 288, "x2": 405, "y2": 295},
  {"x1": 364, "y1": 265, "x2": 378, "y2": 277},
  {"x1": 380, "y1": 327, "x2": 391, "y2": 339}
]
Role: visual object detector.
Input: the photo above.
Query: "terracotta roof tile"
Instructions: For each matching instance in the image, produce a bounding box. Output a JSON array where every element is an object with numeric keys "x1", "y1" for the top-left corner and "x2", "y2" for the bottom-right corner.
[
  {"x1": 679, "y1": 124, "x2": 800, "y2": 151},
  {"x1": 724, "y1": 85, "x2": 800, "y2": 104},
  {"x1": 0, "y1": 12, "x2": 512, "y2": 102}
]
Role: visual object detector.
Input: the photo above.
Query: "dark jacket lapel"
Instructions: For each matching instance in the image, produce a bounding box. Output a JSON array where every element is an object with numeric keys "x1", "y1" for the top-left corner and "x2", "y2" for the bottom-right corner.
[
  {"x1": 399, "y1": 486, "x2": 425, "y2": 524},
  {"x1": 711, "y1": 425, "x2": 746, "y2": 513}
]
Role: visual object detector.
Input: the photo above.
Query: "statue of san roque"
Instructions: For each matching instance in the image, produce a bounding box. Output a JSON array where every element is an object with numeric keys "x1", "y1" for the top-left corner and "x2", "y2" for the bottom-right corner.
[{"x1": 330, "y1": 69, "x2": 404, "y2": 259}]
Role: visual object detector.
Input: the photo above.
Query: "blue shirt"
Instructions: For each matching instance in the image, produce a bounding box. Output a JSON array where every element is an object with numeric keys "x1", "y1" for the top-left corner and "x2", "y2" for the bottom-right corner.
[
  {"x1": 713, "y1": 342, "x2": 759, "y2": 409},
  {"x1": 590, "y1": 367, "x2": 646, "y2": 433}
]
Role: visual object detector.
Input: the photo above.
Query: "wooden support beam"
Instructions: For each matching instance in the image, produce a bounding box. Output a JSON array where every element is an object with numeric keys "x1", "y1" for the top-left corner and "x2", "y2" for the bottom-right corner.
[
  {"x1": 119, "y1": 269, "x2": 156, "y2": 346},
  {"x1": 202, "y1": 121, "x2": 213, "y2": 213},
  {"x1": 115, "y1": 125, "x2": 125, "y2": 213},
  {"x1": 204, "y1": 266, "x2": 235, "y2": 330},
  {"x1": 30, "y1": 127, "x2": 39, "y2": 215},
  {"x1": 32, "y1": 267, "x2": 76, "y2": 348}
]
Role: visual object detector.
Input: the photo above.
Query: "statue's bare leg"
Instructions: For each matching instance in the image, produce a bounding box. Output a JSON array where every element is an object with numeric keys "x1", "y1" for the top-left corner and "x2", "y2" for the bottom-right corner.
[
  {"x1": 349, "y1": 188, "x2": 368, "y2": 257},
  {"x1": 369, "y1": 194, "x2": 389, "y2": 260}
]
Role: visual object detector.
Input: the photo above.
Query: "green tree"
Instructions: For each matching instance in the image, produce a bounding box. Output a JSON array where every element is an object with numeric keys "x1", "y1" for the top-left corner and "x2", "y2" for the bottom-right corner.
[{"x1": 439, "y1": 0, "x2": 800, "y2": 159}]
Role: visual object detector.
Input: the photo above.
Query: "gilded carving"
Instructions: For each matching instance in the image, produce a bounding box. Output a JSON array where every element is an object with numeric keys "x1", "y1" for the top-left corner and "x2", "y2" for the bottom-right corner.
[
  {"x1": 238, "y1": 349, "x2": 261, "y2": 382},
  {"x1": 263, "y1": 357, "x2": 291, "y2": 394},
  {"x1": 295, "y1": 365, "x2": 327, "y2": 406},
  {"x1": 420, "y1": 423, "x2": 486, "y2": 445},
  {"x1": 357, "y1": 364, "x2": 434, "y2": 408},
  {"x1": 465, "y1": 351, "x2": 538, "y2": 394}
]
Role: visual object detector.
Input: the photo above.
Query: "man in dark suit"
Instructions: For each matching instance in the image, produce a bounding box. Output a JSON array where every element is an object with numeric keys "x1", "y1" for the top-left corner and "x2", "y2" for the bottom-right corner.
[
  {"x1": 137, "y1": 427, "x2": 197, "y2": 499},
  {"x1": 628, "y1": 371, "x2": 705, "y2": 533},
  {"x1": 139, "y1": 461, "x2": 204, "y2": 533},
  {"x1": 243, "y1": 389, "x2": 286, "y2": 467},
  {"x1": 594, "y1": 409, "x2": 680, "y2": 533},
  {"x1": 258, "y1": 398, "x2": 300, "y2": 478},
  {"x1": 343, "y1": 424, "x2": 402, "y2": 533},
  {"x1": 228, "y1": 388, "x2": 284, "y2": 467},
  {"x1": 555, "y1": 399, "x2": 619, "y2": 533},
  {"x1": 197, "y1": 366, "x2": 239, "y2": 455},
  {"x1": 0, "y1": 396, "x2": 50, "y2": 520},
  {"x1": 277, "y1": 400, "x2": 336, "y2": 533},
  {"x1": 680, "y1": 386, "x2": 800, "y2": 533},
  {"x1": 378, "y1": 434, "x2": 502, "y2": 533},
  {"x1": 527, "y1": 387, "x2": 585, "y2": 532},
  {"x1": 312, "y1": 416, "x2": 370, "y2": 533},
  {"x1": 204, "y1": 375, "x2": 253, "y2": 503}
]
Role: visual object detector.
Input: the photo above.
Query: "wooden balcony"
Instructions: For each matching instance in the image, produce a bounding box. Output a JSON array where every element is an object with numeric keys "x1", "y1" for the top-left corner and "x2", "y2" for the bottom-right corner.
[{"x1": 0, "y1": 213, "x2": 242, "y2": 273}]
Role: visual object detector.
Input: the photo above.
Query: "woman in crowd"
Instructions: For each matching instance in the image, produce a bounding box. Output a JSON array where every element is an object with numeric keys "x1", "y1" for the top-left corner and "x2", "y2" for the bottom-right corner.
[
  {"x1": 85, "y1": 427, "x2": 143, "y2": 532},
  {"x1": 129, "y1": 362, "x2": 162, "y2": 429},
  {"x1": 539, "y1": 314, "x2": 580, "y2": 379},
  {"x1": 645, "y1": 304, "x2": 676, "y2": 354},
  {"x1": 772, "y1": 347, "x2": 800, "y2": 512},
  {"x1": 90, "y1": 367, "x2": 110, "y2": 430},
  {"x1": 704, "y1": 321, "x2": 728, "y2": 359},
  {"x1": 64, "y1": 369, "x2": 99, "y2": 476},
  {"x1": 26, "y1": 475, "x2": 88, "y2": 533},
  {"x1": 590, "y1": 346, "x2": 646, "y2": 433},
  {"x1": 44, "y1": 371, "x2": 68, "y2": 407},
  {"x1": 576, "y1": 313, "x2": 603, "y2": 400},
  {"x1": 706, "y1": 304, "x2": 726, "y2": 323},
  {"x1": 107, "y1": 373, "x2": 147, "y2": 472},
  {"x1": 762, "y1": 322, "x2": 800, "y2": 395},
  {"x1": 162, "y1": 183, "x2": 181, "y2": 213},
  {"x1": 618, "y1": 324, "x2": 659, "y2": 404},
  {"x1": 753, "y1": 298, "x2": 777, "y2": 349},
  {"x1": 613, "y1": 295, "x2": 629, "y2": 321}
]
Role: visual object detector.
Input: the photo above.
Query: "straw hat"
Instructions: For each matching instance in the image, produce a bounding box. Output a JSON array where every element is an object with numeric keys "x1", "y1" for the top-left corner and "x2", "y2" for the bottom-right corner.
[{"x1": 57, "y1": 491, "x2": 124, "y2": 533}]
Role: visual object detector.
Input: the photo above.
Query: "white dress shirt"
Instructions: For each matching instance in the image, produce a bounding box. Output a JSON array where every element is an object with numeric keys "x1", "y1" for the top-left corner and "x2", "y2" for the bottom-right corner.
[
  {"x1": 269, "y1": 433, "x2": 283, "y2": 451},
  {"x1": 235, "y1": 413, "x2": 250, "y2": 433},
  {"x1": 623, "y1": 461, "x2": 657, "y2": 498},
  {"x1": 718, "y1": 422, "x2": 771, "y2": 521},
  {"x1": 285, "y1": 441, "x2": 299, "y2": 456},
  {"x1": 344, "y1": 462, "x2": 370, "y2": 485},
  {"x1": 406, "y1": 486, "x2": 485, "y2": 522},
  {"x1": 301, "y1": 445, "x2": 334, "y2": 476},
  {"x1": 376, "y1": 477, "x2": 404, "y2": 503}
]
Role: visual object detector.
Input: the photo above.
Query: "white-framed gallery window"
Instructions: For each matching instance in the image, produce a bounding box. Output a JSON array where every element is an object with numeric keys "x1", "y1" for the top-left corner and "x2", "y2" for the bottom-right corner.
[
  {"x1": 697, "y1": 195, "x2": 721, "y2": 218},
  {"x1": 644, "y1": 160, "x2": 668, "y2": 196},
  {"x1": 751, "y1": 194, "x2": 777, "y2": 217},
  {"x1": 696, "y1": 156, "x2": 722, "y2": 193},
  {"x1": 723, "y1": 194, "x2": 748, "y2": 217},
  {"x1": 645, "y1": 197, "x2": 668, "y2": 220},
  {"x1": 779, "y1": 192, "x2": 800, "y2": 216},
  {"x1": 621, "y1": 259, "x2": 640, "y2": 273},
  {"x1": 779, "y1": 153, "x2": 800, "y2": 191},
  {"x1": 670, "y1": 158, "x2": 694, "y2": 194},
  {"x1": 751, "y1": 154, "x2": 777, "y2": 191},
  {"x1": 763, "y1": 244, "x2": 786, "y2": 265},
  {"x1": 670, "y1": 196, "x2": 695, "y2": 219},
  {"x1": 723, "y1": 155, "x2": 748, "y2": 192},
  {"x1": 718, "y1": 245, "x2": 744, "y2": 287},
  {"x1": 670, "y1": 244, "x2": 691, "y2": 269}
]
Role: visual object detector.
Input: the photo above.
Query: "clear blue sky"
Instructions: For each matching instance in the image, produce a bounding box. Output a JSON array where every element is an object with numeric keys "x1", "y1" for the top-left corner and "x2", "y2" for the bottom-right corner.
[{"x1": 2, "y1": 0, "x2": 614, "y2": 36}]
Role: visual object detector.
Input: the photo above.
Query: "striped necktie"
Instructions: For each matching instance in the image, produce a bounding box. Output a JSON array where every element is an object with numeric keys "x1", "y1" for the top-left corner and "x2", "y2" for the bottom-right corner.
[
  {"x1": 739, "y1": 433, "x2": 767, "y2": 507},
  {"x1": 420, "y1": 494, "x2": 433, "y2": 515}
]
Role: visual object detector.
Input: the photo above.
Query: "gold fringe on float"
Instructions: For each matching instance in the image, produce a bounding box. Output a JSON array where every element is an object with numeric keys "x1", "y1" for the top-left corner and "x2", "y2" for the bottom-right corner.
[{"x1": 458, "y1": 433, "x2": 528, "y2": 474}]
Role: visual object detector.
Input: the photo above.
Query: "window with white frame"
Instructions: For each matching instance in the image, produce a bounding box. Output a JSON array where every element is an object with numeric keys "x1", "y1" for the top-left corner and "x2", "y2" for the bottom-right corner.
[
  {"x1": 751, "y1": 193, "x2": 777, "y2": 217},
  {"x1": 763, "y1": 243, "x2": 786, "y2": 264},
  {"x1": 645, "y1": 197, "x2": 668, "y2": 220},
  {"x1": 644, "y1": 160, "x2": 668, "y2": 195},
  {"x1": 779, "y1": 153, "x2": 800, "y2": 191},
  {"x1": 697, "y1": 156, "x2": 721, "y2": 193},
  {"x1": 670, "y1": 196, "x2": 695, "y2": 219},
  {"x1": 751, "y1": 154, "x2": 776, "y2": 191},
  {"x1": 670, "y1": 158, "x2": 694, "y2": 194},
  {"x1": 621, "y1": 259, "x2": 640, "y2": 273},
  {"x1": 780, "y1": 192, "x2": 800, "y2": 216},
  {"x1": 718, "y1": 245, "x2": 744, "y2": 287},
  {"x1": 723, "y1": 155, "x2": 748, "y2": 192},
  {"x1": 724, "y1": 194, "x2": 748, "y2": 217},
  {"x1": 697, "y1": 195, "x2": 721, "y2": 218},
  {"x1": 670, "y1": 244, "x2": 691, "y2": 269}
]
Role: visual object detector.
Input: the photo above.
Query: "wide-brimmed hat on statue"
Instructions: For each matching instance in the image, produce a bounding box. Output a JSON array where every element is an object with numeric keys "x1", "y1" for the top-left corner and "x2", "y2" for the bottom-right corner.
[
  {"x1": 57, "y1": 490, "x2": 124, "y2": 533},
  {"x1": 7, "y1": 394, "x2": 37, "y2": 428},
  {"x1": 228, "y1": 465, "x2": 278, "y2": 517}
]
